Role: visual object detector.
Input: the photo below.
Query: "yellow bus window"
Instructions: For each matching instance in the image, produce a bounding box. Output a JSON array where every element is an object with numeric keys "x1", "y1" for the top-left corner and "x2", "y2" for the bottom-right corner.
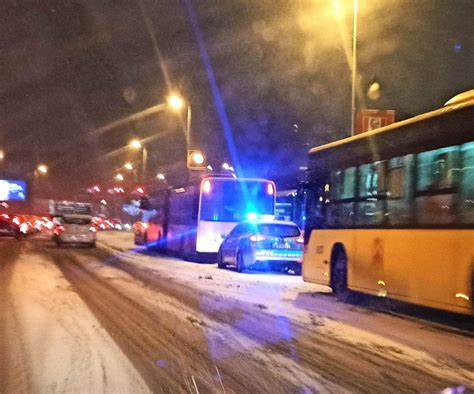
[
  {"x1": 459, "y1": 142, "x2": 474, "y2": 224},
  {"x1": 417, "y1": 146, "x2": 461, "y2": 191}
]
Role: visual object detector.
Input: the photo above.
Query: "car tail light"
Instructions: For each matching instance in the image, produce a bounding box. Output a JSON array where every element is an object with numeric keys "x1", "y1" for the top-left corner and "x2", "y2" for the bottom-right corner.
[
  {"x1": 53, "y1": 225, "x2": 65, "y2": 235},
  {"x1": 250, "y1": 235, "x2": 266, "y2": 242}
]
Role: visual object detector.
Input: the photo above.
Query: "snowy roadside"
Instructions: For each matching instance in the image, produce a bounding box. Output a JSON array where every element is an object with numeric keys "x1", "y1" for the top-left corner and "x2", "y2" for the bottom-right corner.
[
  {"x1": 98, "y1": 231, "x2": 474, "y2": 380},
  {"x1": 0, "y1": 240, "x2": 150, "y2": 393}
]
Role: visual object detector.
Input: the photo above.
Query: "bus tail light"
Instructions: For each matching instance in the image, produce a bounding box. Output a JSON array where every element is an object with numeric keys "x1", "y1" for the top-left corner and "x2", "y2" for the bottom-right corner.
[
  {"x1": 202, "y1": 180, "x2": 211, "y2": 193},
  {"x1": 267, "y1": 183, "x2": 274, "y2": 195}
]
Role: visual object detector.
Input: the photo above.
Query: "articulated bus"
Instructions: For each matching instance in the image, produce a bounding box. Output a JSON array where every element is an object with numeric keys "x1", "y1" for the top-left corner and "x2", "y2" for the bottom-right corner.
[
  {"x1": 137, "y1": 176, "x2": 276, "y2": 261},
  {"x1": 303, "y1": 90, "x2": 474, "y2": 315}
]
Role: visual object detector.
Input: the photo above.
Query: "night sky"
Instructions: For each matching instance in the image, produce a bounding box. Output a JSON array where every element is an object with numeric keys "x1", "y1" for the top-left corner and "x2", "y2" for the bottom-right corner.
[{"x1": 0, "y1": 0, "x2": 473, "y2": 198}]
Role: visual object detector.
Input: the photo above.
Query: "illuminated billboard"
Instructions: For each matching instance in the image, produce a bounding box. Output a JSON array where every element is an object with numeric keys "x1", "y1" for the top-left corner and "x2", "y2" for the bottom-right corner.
[{"x1": 0, "y1": 179, "x2": 27, "y2": 201}]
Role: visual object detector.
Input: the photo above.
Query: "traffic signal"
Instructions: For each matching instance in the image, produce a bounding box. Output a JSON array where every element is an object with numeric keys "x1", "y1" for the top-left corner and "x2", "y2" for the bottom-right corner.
[{"x1": 187, "y1": 150, "x2": 207, "y2": 170}]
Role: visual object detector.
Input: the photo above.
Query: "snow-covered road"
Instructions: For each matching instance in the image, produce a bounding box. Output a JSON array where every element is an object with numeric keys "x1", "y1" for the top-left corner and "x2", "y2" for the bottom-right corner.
[{"x1": 0, "y1": 232, "x2": 473, "y2": 393}]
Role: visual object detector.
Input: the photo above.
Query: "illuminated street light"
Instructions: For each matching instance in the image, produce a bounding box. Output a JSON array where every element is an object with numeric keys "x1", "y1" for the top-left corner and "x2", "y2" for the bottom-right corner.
[
  {"x1": 156, "y1": 173, "x2": 166, "y2": 180},
  {"x1": 367, "y1": 81, "x2": 381, "y2": 101},
  {"x1": 115, "y1": 173, "x2": 124, "y2": 181},
  {"x1": 37, "y1": 164, "x2": 48, "y2": 174},
  {"x1": 124, "y1": 162, "x2": 134, "y2": 171},
  {"x1": 167, "y1": 94, "x2": 185, "y2": 111},
  {"x1": 0, "y1": 150, "x2": 4, "y2": 161},
  {"x1": 130, "y1": 139, "x2": 142, "y2": 150},
  {"x1": 206, "y1": 165, "x2": 213, "y2": 171}
]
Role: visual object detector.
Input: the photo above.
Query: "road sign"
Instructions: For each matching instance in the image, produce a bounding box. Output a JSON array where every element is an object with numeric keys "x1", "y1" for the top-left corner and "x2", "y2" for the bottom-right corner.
[{"x1": 356, "y1": 109, "x2": 395, "y2": 134}]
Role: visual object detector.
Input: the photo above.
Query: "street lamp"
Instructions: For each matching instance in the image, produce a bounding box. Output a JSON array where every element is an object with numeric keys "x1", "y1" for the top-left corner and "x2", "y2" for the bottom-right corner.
[
  {"x1": 367, "y1": 81, "x2": 381, "y2": 101},
  {"x1": 130, "y1": 139, "x2": 142, "y2": 150},
  {"x1": 115, "y1": 173, "x2": 124, "y2": 181},
  {"x1": 0, "y1": 150, "x2": 4, "y2": 161},
  {"x1": 37, "y1": 164, "x2": 48, "y2": 175},
  {"x1": 168, "y1": 93, "x2": 191, "y2": 152},
  {"x1": 124, "y1": 162, "x2": 134, "y2": 171},
  {"x1": 156, "y1": 173, "x2": 166, "y2": 180},
  {"x1": 167, "y1": 94, "x2": 184, "y2": 111}
]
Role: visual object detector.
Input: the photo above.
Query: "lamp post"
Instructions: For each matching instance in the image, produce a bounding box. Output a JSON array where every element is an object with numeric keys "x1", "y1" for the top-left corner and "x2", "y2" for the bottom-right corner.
[
  {"x1": 167, "y1": 93, "x2": 191, "y2": 152},
  {"x1": 33, "y1": 163, "x2": 49, "y2": 200},
  {"x1": 350, "y1": 0, "x2": 358, "y2": 136},
  {"x1": 129, "y1": 139, "x2": 148, "y2": 183}
]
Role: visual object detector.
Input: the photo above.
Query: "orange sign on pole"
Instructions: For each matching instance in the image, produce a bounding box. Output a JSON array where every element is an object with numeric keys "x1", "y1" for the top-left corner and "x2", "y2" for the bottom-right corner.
[{"x1": 355, "y1": 109, "x2": 395, "y2": 134}]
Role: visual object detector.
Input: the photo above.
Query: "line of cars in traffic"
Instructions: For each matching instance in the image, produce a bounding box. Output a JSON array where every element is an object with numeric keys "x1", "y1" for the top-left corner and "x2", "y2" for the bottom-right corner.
[
  {"x1": 0, "y1": 213, "x2": 54, "y2": 238},
  {"x1": 51, "y1": 216, "x2": 131, "y2": 247},
  {"x1": 52, "y1": 216, "x2": 133, "y2": 247},
  {"x1": 0, "y1": 210, "x2": 130, "y2": 248}
]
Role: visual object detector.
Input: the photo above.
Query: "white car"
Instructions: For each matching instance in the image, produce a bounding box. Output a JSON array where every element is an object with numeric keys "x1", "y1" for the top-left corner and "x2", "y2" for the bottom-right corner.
[
  {"x1": 53, "y1": 214, "x2": 96, "y2": 247},
  {"x1": 218, "y1": 219, "x2": 304, "y2": 274}
]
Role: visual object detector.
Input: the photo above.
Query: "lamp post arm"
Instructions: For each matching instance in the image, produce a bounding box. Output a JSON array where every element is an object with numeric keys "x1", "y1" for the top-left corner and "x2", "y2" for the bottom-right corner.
[
  {"x1": 186, "y1": 104, "x2": 192, "y2": 151},
  {"x1": 142, "y1": 147, "x2": 148, "y2": 183}
]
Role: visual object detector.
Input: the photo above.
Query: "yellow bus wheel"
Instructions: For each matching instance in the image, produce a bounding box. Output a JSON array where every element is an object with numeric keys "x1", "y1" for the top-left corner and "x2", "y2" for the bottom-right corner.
[{"x1": 330, "y1": 244, "x2": 348, "y2": 300}]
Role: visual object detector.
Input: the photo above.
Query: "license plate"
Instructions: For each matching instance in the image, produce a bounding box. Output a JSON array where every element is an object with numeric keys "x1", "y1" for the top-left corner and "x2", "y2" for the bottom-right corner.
[{"x1": 273, "y1": 242, "x2": 291, "y2": 249}]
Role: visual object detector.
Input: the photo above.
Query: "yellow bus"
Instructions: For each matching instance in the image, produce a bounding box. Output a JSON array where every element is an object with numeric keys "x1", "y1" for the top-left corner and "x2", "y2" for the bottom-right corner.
[{"x1": 303, "y1": 90, "x2": 474, "y2": 315}]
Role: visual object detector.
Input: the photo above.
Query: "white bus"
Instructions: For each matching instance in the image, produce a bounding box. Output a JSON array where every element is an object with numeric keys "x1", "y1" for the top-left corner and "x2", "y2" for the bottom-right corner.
[{"x1": 136, "y1": 176, "x2": 276, "y2": 261}]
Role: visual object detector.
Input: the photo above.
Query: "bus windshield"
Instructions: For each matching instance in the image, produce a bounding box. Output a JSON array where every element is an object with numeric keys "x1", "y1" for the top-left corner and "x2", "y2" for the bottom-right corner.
[
  {"x1": 256, "y1": 223, "x2": 300, "y2": 238},
  {"x1": 200, "y1": 180, "x2": 274, "y2": 222}
]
